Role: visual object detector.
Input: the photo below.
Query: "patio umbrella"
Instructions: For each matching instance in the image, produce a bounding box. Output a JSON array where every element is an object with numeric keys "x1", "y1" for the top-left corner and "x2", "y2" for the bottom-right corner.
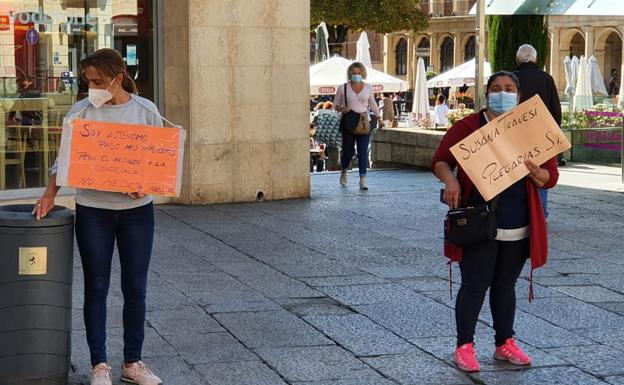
[
  {"x1": 355, "y1": 32, "x2": 372, "y2": 68},
  {"x1": 310, "y1": 56, "x2": 408, "y2": 95},
  {"x1": 563, "y1": 56, "x2": 577, "y2": 97},
  {"x1": 573, "y1": 56, "x2": 593, "y2": 110},
  {"x1": 315, "y1": 22, "x2": 330, "y2": 63},
  {"x1": 411, "y1": 57, "x2": 429, "y2": 121},
  {"x1": 588, "y1": 55, "x2": 608, "y2": 96},
  {"x1": 426, "y1": 58, "x2": 492, "y2": 88}
]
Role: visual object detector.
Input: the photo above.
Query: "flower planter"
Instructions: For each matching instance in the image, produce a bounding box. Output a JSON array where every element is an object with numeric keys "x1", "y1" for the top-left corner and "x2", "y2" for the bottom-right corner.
[{"x1": 568, "y1": 127, "x2": 623, "y2": 165}]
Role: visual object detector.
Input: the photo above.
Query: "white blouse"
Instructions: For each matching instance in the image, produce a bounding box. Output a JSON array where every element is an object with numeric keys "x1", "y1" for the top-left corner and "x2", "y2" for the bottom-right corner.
[{"x1": 334, "y1": 82, "x2": 380, "y2": 117}]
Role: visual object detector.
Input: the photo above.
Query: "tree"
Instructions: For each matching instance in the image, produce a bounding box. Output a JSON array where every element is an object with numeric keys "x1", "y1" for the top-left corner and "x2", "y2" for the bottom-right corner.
[
  {"x1": 311, "y1": 0, "x2": 429, "y2": 55},
  {"x1": 487, "y1": 15, "x2": 549, "y2": 73}
]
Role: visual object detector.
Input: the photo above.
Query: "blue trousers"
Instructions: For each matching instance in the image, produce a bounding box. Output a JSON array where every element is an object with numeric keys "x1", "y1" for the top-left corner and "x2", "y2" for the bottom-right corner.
[
  {"x1": 75, "y1": 203, "x2": 155, "y2": 366},
  {"x1": 341, "y1": 131, "x2": 371, "y2": 176},
  {"x1": 539, "y1": 188, "x2": 548, "y2": 219}
]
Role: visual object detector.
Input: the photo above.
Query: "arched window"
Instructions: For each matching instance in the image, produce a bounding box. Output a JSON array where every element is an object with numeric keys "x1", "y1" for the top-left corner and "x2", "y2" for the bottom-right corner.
[
  {"x1": 395, "y1": 38, "x2": 408, "y2": 75},
  {"x1": 444, "y1": 0, "x2": 453, "y2": 16},
  {"x1": 464, "y1": 36, "x2": 476, "y2": 61},
  {"x1": 416, "y1": 37, "x2": 430, "y2": 69},
  {"x1": 570, "y1": 33, "x2": 585, "y2": 58},
  {"x1": 440, "y1": 36, "x2": 454, "y2": 72}
]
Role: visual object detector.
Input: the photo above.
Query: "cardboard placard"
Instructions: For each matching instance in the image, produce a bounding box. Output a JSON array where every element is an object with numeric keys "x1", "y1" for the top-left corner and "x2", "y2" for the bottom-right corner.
[
  {"x1": 57, "y1": 119, "x2": 186, "y2": 196},
  {"x1": 450, "y1": 95, "x2": 571, "y2": 201}
]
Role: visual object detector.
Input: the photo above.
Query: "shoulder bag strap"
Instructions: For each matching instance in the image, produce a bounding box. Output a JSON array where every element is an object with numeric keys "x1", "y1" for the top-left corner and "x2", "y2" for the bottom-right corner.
[{"x1": 344, "y1": 83, "x2": 348, "y2": 108}]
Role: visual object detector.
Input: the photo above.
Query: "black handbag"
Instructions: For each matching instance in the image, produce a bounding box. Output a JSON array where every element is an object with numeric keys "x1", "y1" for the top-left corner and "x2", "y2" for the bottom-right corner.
[{"x1": 445, "y1": 197, "x2": 499, "y2": 246}]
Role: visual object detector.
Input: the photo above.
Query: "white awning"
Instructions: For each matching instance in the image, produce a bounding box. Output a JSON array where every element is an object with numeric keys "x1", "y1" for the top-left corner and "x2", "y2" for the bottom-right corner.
[{"x1": 469, "y1": 0, "x2": 624, "y2": 15}]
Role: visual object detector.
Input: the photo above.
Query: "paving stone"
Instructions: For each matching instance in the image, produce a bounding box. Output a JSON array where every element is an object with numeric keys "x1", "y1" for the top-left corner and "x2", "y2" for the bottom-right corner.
[
  {"x1": 319, "y1": 283, "x2": 418, "y2": 305},
  {"x1": 291, "y1": 379, "x2": 397, "y2": 385},
  {"x1": 544, "y1": 345, "x2": 624, "y2": 376},
  {"x1": 277, "y1": 297, "x2": 355, "y2": 317},
  {"x1": 300, "y1": 274, "x2": 388, "y2": 287},
  {"x1": 254, "y1": 346, "x2": 376, "y2": 382},
  {"x1": 596, "y1": 302, "x2": 624, "y2": 316},
  {"x1": 472, "y1": 366, "x2": 608, "y2": 385},
  {"x1": 550, "y1": 285, "x2": 624, "y2": 302},
  {"x1": 517, "y1": 297, "x2": 624, "y2": 329},
  {"x1": 362, "y1": 349, "x2": 473, "y2": 385},
  {"x1": 165, "y1": 332, "x2": 256, "y2": 364},
  {"x1": 146, "y1": 306, "x2": 224, "y2": 335},
  {"x1": 304, "y1": 314, "x2": 414, "y2": 356},
  {"x1": 270, "y1": 260, "x2": 361, "y2": 278},
  {"x1": 214, "y1": 311, "x2": 333, "y2": 348},
  {"x1": 195, "y1": 360, "x2": 287, "y2": 385},
  {"x1": 393, "y1": 276, "x2": 451, "y2": 292},
  {"x1": 573, "y1": 327, "x2": 624, "y2": 350},
  {"x1": 354, "y1": 297, "x2": 456, "y2": 339},
  {"x1": 216, "y1": 262, "x2": 323, "y2": 299},
  {"x1": 605, "y1": 376, "x2": 624, "y2": 385}
]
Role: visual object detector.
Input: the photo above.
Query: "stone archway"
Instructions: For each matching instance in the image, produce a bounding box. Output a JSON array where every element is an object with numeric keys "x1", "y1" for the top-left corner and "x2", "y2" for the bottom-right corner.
[
  {"x1": 595, "y1": 28, "x2": 623, "y2": 94},
  {"x1": 415, "y1": 36, "x2": 430, "y2": 69},
  {"x1": 560, "y1": 28, "x2": 585, "y2": 58}
]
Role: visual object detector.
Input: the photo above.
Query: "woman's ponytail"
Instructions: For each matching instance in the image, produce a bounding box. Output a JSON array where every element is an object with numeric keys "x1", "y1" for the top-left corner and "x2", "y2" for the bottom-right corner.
[{"x1": 122, "y1": 73, "x2": 138, "y2": 94}]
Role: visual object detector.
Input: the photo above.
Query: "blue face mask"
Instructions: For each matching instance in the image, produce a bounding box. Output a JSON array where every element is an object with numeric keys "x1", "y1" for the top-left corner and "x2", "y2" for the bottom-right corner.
[
  {"x1": 351, "y1": 74, "x2": 362, "y2": 83},
  {"x1": 487, "y1": 91, "x2": 517, "y2": 115}
]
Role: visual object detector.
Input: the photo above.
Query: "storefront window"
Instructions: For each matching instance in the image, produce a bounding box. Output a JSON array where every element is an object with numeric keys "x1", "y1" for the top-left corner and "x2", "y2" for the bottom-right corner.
[{"x1": 0, "y1": 0, "x2": 155, "y2": 191}]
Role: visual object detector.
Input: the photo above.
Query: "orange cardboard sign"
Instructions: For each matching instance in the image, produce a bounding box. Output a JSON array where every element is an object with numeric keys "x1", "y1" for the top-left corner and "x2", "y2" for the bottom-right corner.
[
  {"x1": 449, "y1": 95, "x2": 571, "y2": 201},
  {"x1": 58, "y1": 119, "x2": 185, "y2": 196}
]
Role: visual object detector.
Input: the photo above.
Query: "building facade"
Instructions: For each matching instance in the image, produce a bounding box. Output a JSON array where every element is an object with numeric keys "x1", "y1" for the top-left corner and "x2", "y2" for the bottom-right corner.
[
  {"x1": 0, "y1": 0, "x2": 311, "y2": 204},
  {"x1": 384, "y1": 0, "x2": 623, "y2": 96}
]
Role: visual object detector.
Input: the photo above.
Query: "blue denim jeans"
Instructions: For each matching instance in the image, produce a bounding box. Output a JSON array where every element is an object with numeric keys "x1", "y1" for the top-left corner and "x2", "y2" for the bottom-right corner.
[
  {"x1": 341, "y1": 131, "x2": 371, "y2": 176},
  {"x1": 539, "y1": 188, "x2": 548, "y2": 219},
  {"x1": 75, "y1": 203, "x2": 154, "y2": 366}
]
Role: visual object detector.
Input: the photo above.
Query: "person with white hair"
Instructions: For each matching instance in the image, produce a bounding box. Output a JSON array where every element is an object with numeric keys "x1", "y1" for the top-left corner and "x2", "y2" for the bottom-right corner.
[{"x1": 513, "y1": 44, "x2": 564, "y2": 221}]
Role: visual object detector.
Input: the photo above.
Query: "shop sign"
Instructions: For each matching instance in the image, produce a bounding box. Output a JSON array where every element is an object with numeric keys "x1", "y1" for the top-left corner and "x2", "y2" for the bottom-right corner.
[
  {"x1": 0, "y1": 16, "x2": 10, "y2": 31},
  {"x1": 25, "y1": 28, "x2": 39, "y2": 45}
]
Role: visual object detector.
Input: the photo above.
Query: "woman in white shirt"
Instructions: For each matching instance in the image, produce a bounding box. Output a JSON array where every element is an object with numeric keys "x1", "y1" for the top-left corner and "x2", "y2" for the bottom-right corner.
[
  {"x1": 434, "y1": 94, "x2": 450, "y2": 128},
  {"x1": 334, "y1": 62, "x2": 381, "y2": 190}
]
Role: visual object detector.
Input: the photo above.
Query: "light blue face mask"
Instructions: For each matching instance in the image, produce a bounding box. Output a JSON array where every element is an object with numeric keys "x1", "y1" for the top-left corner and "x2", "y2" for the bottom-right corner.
[
  {"x1": 487, "y1": 91, "x2": 517, "y2": 115},
  {"x1": 351, "y1": 74, "x2": 362, "y2": 83}
]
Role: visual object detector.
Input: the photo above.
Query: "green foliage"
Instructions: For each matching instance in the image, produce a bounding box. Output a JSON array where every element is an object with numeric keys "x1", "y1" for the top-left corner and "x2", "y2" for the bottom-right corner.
[
  {"x1": 311, "y1": 0, "x2": 429, "y2": 54},
  {"x1": 561, "y1": 104, "x2": 623, "y2": 130},
  {"x1": 487, "y1": 15, "x2": 549, "y2": 72}
]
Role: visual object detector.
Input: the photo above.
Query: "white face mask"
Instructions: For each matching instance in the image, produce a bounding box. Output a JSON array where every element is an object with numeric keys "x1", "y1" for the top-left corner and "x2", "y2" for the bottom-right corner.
[{"x1": 88, "y1": 78, "x2": 118, "y2": 108}]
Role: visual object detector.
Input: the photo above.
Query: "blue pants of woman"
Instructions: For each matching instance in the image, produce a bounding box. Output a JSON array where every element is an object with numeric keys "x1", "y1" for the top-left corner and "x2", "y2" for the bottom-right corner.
[
  {"x1": 341, "y1": 131, "x2": 371, "y2": 176},
  {"x1": 75, "y1": 202, "x2": 154, "y2": 366}
]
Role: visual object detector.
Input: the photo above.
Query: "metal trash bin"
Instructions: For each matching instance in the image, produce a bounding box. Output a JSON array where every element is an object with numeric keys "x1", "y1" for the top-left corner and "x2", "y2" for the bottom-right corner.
[{"x1": 0, "y1": 205, "x2": 74, "y2": 385}]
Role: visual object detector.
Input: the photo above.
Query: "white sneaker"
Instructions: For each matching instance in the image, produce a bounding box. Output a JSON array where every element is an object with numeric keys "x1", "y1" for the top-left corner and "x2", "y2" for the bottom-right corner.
[
  {"x1": 359, "y1": 178, "x2": 368, "y2": 191},
  {"x1": 91, "y1": 363, "x2": 112, "y2": 385},
  {"x1": 120, "y1": 361, "x2": 162, "y2": 385},
  {"x1": 340, "y1": 171, "x2": 347, "y2": 187}
]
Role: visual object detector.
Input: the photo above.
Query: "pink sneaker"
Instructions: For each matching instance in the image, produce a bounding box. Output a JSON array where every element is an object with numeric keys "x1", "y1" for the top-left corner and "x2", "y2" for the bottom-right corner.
[
  {"x1": 120, "y1": 361, "x2": 162, "y2": 385},
  {"x1": 90, "y1": 363, "x2": 112, "y2": 385},
  {"x1": 454, "y1": 343, "x2": 480, "y2": 372},
  {"x1": 494, "y1": 338, "x2": 532, "y2": 365}
]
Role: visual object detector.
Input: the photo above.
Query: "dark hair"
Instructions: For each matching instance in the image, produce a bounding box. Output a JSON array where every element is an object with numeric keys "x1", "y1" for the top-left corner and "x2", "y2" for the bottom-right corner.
[
  {"x1": 80, "y1": 48, "x2": 137, "y2": 94},
  {"x1": 436, "y1": 94, "x2": 446, "y2": 104},
  {"x1": 485, "y1": 71, "x2": 520, "y2": 96}
]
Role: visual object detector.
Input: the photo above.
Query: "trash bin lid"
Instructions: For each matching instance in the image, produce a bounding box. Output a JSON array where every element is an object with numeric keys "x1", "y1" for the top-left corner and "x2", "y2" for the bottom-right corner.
[{"x1": 0, "y1": 205, "x2": 74, "y2": 228}]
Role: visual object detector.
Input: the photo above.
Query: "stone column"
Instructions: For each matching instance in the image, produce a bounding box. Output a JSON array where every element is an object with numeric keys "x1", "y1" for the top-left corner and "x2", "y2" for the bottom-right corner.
[
  {"x1": 407, "y1": 32, "x2": 416, "y2": 88},
  {"x1": 163, "y1": 0, "x2": 310, "y2": 204},
  {"x1": 384, "y1": 34, "x2": 396, "y2": 75},
  {"x1": 429, "y1": 34, "x2": 439, "y2": 72},
  {"x1": 429, "y1": 0, "x2": 436, "y2": 15},
  {"x1": 454, "y1": 33, "x2": 462, "y2": 67},
  {"x1": 584, "y1": 26, "x2": 595, "y2": 58},
  {"x1": 549, "y1": 27, "x2": 562, "y2": 92}
]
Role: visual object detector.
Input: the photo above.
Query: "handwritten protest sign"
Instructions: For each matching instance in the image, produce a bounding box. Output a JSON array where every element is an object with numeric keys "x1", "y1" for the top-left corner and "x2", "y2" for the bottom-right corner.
[
  {"x1": 450, "y1": 95, "x2": 571, "y2": 201},
  {"x1": 56, "y1": 119, "x2": 186, "y2": 196}
]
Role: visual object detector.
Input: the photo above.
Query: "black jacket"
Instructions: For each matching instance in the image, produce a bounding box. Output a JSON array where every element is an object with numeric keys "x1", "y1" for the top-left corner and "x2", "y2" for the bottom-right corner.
[{"x1": 513, "y1": 62, "x2": 562, "y2": 125}]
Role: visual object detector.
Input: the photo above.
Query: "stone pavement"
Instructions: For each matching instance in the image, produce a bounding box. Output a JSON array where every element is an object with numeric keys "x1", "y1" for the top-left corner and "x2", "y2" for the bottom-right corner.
[{"x1": 69, "y1": 167, "x2": 624, "y2": 385}]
